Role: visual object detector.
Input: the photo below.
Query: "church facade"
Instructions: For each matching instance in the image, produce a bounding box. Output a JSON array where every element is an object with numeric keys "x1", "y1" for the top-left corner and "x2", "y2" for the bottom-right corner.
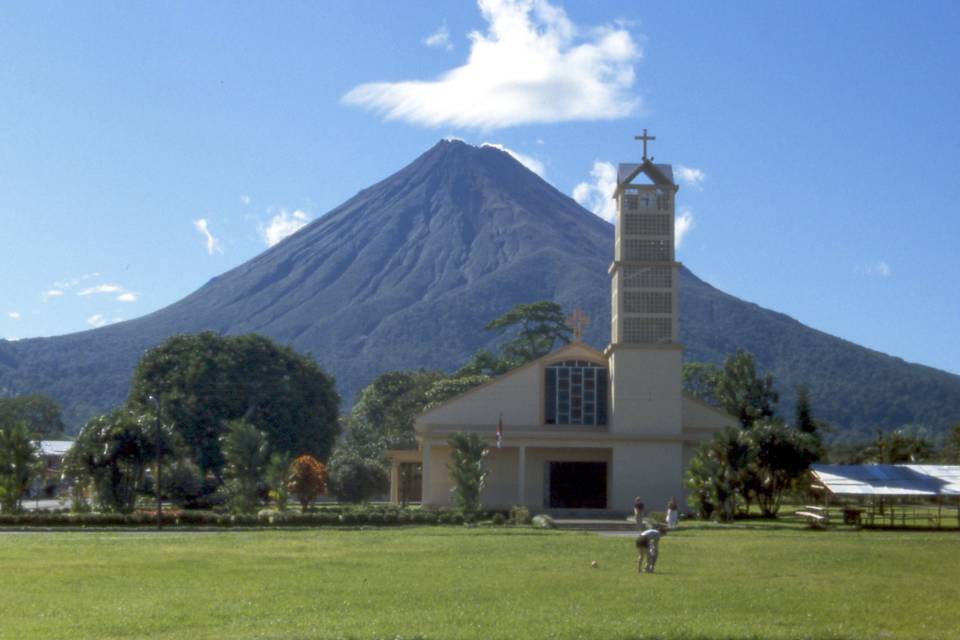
[{"x1": 389, "y1": 139, "x2": 733, "y2": 514}]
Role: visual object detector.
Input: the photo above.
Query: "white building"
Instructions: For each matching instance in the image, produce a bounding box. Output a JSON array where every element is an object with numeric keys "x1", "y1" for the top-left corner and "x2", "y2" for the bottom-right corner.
[{"x1": 389, "y1": 138, "x2": 734, "y2": 514}]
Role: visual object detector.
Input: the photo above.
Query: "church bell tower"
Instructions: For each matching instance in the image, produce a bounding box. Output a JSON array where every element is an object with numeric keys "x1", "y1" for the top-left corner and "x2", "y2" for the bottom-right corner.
[{"x1": 606, "y1": 130, "x2": 683, "y2": 435}]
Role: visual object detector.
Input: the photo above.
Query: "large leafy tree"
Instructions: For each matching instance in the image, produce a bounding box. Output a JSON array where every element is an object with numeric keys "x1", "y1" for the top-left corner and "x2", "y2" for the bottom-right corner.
[
  {"x1": 483, "y1": 301, "x2": 572, "y2": 364},
  {"x1": 350, "y1": 370, "x2": 444, "y2": 451},
  {"x1": 749, "y1": 422, "x2": 820, "y2": 517},
  {"x1": 65, "y1": 410, "x2": 163, "y2": 513},
  {"x1": 0, "y1": 421, "x2": 39, "y2": 513},
  {"x1": 715, "y1": 349, "x2": 780, "y2": 429},
  {"x1": 0, "y1": 395, "x2": 66, "y2": 439},
  {"x1": 685, "y1": 427, "x2": 756, "y2": 521},
  {"x1": 681, "y1": 363, "x2": 723, "y2": 406},
  {"x1": 128, "y1": 332, "x2": 340, "y2": 476}
]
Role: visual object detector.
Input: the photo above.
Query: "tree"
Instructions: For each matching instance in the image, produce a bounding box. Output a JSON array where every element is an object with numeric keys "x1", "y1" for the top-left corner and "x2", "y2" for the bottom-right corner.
[
  {"x1": 794, "y1": 384, "x2": 816, "y2": 434},
  {"x1": 0, "y1": 421, "x2": 39, "y2": 513},
  {"x1": 682, "y1": 362, "x2": 723, "y2": 406},
  {"x1": 447, "y1": 432, "x2": 489, "y2": 517},
  {"x1": 0, "y1": 395, "x2": 66, "y2": 439},
  {"x1": 483, "y1": 301, "x2": 572, "y2": 364},
  {"x1": 265, "y1": 453, "x2": 292, "y2": 511},
  {"x1": 942, "y1": 424, "x2": 960, "y2": 464},
  {"x1": 866, "y1": 427, "x2": 935, "y2": 463},
  {"x1": 351, "y1": 370, "x2": 444, "y2": 451},
  {"x1": 221, "y1": 419, "x2": 270, "y2": 514},
  {"x1": 423, "y1": 374, "x2": 489, "y2": 409},
  {"x1": 65, "y1": 410, "x2": 156, "y2": 513},
  {"x1": 749, "y1": 422, "x2": 819, "y2": 517},
  {"x1": 327, "y1": 448, "x2": 389, "y2": 503},
  {"x1": 715, "y1": 350, "x2": 779, "y2": 428},
  {"x1": 793, "y1": 384, "x2": 824, "y2": 462},
  {"x1": 456, "y1": 349, "x2": 517, "y2": 378},
  {"x1": 288, "y1": 455, "x2": 327, "y2": 513},
  {"x1": 128, "y1": 332, "x2": 340, "y2": 477},
  {"x1": 684, "y1": 427, "x2": 755, "y2": 521}
]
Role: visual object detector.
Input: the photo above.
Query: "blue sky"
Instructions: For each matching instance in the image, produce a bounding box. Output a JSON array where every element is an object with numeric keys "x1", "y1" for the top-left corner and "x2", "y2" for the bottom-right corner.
[{"x1": 1, "y1": 1, "x2": 958, "y2": 375}]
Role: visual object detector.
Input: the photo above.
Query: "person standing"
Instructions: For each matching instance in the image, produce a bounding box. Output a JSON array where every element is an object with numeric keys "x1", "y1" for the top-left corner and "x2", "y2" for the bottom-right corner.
[
  {"x1": 633, "y1": 496, "x2": 645, "y2": 529},
  {"x1": 636, "y1": 527, "x2": 664, "y2": 573},
  {"x1": 666, "y1": 496, "x2": 679, "y2": 530}
]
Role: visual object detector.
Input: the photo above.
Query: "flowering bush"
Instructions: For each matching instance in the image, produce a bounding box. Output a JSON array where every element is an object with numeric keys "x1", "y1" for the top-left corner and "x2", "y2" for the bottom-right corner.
[{"x1": 287, "y1": 455, "x2": 327, "y2": 513}]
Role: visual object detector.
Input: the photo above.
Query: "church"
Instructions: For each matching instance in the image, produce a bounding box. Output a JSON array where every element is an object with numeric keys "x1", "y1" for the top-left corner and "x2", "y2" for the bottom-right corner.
[{"x1": 388, "y1": 134, "x2": 734, "y2": 514}]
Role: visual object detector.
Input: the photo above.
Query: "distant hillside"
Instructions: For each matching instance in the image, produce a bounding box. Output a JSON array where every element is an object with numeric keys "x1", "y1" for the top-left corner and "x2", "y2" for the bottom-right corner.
[{"x1": 1, "y1": 140, "x2": 958, "y2": 437}]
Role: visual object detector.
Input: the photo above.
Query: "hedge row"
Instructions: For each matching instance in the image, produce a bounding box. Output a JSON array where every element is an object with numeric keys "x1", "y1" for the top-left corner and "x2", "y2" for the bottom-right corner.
[{"x1": 0, "y1": 508, "x2": 513, "y2": 528}]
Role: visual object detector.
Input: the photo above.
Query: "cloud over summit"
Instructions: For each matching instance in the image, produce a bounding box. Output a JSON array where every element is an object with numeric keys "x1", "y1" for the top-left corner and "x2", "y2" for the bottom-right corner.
[{"x1": 344, "y1": 0, "x2": 642, "y2": 129}]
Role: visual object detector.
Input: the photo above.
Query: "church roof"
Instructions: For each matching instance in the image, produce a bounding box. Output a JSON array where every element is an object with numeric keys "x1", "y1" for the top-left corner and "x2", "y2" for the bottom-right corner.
[{"x1": 617, "y1": 161, "x2": 674, "y2": 187}]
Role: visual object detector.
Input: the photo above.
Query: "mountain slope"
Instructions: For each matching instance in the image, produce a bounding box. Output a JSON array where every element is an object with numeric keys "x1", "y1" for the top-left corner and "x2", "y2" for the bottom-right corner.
[{"x1": 1, "y1": 140, "x2": 958, "y2": 436}]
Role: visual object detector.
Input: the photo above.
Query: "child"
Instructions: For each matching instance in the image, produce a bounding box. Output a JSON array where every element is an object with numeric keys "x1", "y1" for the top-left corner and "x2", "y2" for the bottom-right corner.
[{"x1": 636, "y1": 526, "x2": 665, "y2": 573}]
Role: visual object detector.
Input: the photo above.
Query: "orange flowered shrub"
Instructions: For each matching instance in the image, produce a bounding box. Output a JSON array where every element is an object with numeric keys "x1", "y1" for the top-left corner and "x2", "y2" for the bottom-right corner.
[{"x1": 288, "y1": 455, "x2": 327, "y2": 513}]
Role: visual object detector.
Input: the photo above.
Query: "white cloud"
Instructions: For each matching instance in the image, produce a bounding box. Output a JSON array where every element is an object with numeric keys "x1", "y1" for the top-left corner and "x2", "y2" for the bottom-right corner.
[
  {"x1": 193, "y1": 218, "x2": 223, "y2": 255},
  {"x1": 424, "y1": 21, "x2": 454, "y2": 50},
  {"x1": 676, "y1": 165, "x2": 705, "y2": 190},
  {"x1": 260, "y1": 209, "x2": 311, "y2": 247},
  {"x1": 45, "y1": 289, "x2": 65, "y2": 298},
  {"x1": 78, "y1": 284, "x2": 123, "y2": 296},
  {"x1": 344, "y1": 0, "x2": 642, "y2": 129},
  {"x1": 857, "y1": 261, "x2": 892, "y2": 277},
  {"x1": 480, "y1": 143, "x2": 545, "y2": 177},
  {"x1": 240, "y1": 195, "x2": 252, "y2": 206},
  {"x1": 7, "y1": 312, "x2": 20, "y2": 320},
  {"x1": 53, "y1": 273, "x2": 100, "y2": 289},
  {"x1": 572, "y1": 160, "x2": 617, "y2": 222},
  {"x1": 116, "y1": 292, "x2": 138, "y2": 303},
  {"x1": 675, "y1": 208, "x2": 694, "y2": 249},
  {"x1": 86, "y1": 314, "x2": 108, "y2": 328}
]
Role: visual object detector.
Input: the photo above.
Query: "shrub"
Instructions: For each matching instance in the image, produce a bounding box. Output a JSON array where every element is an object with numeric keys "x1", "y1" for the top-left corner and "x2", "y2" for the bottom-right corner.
[
  {"x1": 326, "y1": 449, "x2": 389, "y2": 503},
  {"x1": 288, "y1": 455, "x2": 327, "y2": 513},
  {"x1": 491, "y1": 513, "x2": 506, "y2": 525},
  {"x1": 510, "y1": 505, "x2": 532, "y2": 525}
]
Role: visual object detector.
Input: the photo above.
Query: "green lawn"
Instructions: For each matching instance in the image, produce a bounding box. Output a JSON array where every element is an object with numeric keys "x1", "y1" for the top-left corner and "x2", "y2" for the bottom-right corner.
[{"x1": 1, "y1": 526, "x2": 958, "y2": 639}]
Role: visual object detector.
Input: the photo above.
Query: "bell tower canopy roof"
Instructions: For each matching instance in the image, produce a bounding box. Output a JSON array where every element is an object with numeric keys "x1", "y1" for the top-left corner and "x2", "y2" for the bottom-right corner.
[{"x1": 615, "y1": 160, "x2": 675, "y2": 197}]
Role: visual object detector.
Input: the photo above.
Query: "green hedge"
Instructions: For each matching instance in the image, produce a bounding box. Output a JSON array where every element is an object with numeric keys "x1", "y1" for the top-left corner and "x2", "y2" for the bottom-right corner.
[{"x1": 0, "y1": 506, "x2": 513, "y2": 529}]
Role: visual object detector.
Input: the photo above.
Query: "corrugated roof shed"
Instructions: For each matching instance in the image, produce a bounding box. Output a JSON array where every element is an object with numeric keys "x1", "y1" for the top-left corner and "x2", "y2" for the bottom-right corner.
[{"x1": 811, "y1": 464, "x2": 960, "y2": 497}]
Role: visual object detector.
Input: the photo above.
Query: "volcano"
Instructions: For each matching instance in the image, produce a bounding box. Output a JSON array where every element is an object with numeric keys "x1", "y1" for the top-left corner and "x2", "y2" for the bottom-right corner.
[{"x1": 2, "y1": 140, "x2": 959, "y2": 436}]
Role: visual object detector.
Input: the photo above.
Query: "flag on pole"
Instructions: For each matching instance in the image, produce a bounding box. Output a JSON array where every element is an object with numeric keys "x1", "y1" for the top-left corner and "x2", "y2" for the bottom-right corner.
[{"x1": 496, "y1": 413, "x2": 503, "y2": 449}]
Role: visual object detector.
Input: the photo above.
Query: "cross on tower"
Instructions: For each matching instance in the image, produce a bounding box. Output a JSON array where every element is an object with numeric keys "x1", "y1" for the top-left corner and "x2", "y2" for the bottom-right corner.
[
  {"x1": 566, "y1": 308, "x2": 590, "y2": 342},
  {"x1": 634, "y1": 128, "x2": 656, "y2": 160}
]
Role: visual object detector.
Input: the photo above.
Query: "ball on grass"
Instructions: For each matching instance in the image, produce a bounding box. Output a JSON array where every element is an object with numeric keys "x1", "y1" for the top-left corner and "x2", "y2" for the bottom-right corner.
[{"x1": 590, "y1": 560, "x2": 598, "y2": 568}]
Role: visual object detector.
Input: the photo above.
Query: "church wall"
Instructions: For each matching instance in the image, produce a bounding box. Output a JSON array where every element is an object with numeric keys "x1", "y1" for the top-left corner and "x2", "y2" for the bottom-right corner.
[
  {"x1": 610, "y1": 442, "x2": 684, "y2": 513},
  {"x1": 608, "y1": 347, "x2": 682, "y2": 436},
  {"x1": 481, "y1": 447, "x2": 521, "y2": 508},
  {"x1": 682, "y1": 396, "x2": 736, "y2": 432},
  {"x1": 422, "y1": 444, "x2": 452, "y2": 507},
  {"x1": 419, "y1": 365, "x2": 543, "y2": 427}
]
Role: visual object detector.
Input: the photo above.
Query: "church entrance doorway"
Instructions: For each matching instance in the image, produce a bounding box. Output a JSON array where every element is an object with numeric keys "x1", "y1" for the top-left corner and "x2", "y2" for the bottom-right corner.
[{"x1": 547, "y1": 462, "x2": 607, "y2": 509}]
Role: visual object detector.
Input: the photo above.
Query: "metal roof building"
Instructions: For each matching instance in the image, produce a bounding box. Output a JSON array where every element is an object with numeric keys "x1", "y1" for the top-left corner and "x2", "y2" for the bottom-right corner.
[{"x1": 809, "y1": 464, "x2": 960, "y2": 528}]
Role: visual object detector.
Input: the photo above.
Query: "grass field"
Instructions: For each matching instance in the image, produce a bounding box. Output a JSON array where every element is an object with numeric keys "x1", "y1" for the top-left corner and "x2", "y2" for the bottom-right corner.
[{"x1": 1, "y1": 526, "x2": 958, "y2": 639}]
